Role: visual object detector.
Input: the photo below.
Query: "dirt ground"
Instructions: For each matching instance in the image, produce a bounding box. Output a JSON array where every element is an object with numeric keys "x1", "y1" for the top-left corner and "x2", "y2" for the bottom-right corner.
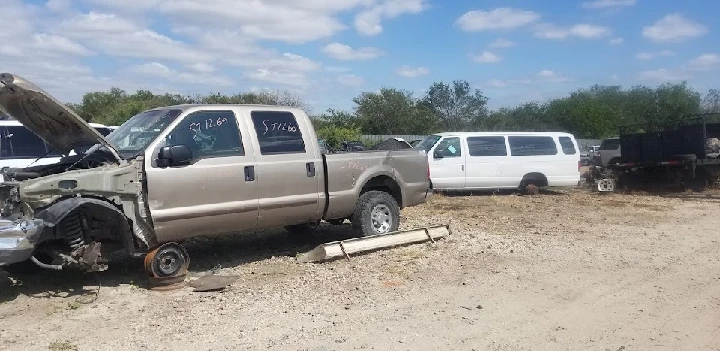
[{"x1": 1, "y1": 188, "x2": 719, "y2": 351}]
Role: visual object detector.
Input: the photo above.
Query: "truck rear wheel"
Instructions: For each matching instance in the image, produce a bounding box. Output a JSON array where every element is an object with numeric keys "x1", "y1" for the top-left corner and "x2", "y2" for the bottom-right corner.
[{"x1": 351, "y1": 191, "x2": 400, "y2": 237}]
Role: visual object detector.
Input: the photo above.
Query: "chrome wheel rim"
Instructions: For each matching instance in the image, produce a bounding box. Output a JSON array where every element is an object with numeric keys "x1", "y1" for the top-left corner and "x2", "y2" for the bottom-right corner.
[{"x1": 370, "y1": 204, "x2": 392, "y2": 234}]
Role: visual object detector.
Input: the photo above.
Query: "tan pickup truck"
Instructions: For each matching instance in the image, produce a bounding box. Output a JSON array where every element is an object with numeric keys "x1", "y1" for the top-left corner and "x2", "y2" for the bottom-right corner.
[{"x1": 0, "y1": 73, "x2": 431, "y2": 277}]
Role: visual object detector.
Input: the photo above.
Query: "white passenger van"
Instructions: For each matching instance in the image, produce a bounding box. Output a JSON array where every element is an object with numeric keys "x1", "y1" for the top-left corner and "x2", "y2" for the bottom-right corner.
[
  {"x1": 0, "y1": 119, "x2": 112, "y2": 169},
  {"x1": 416, "y1": 132, "x2": 581, "y2": 191}
]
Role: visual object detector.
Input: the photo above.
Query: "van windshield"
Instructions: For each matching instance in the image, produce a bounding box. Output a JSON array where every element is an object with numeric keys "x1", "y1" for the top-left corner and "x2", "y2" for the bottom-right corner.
[
  {"x1": 415, "y1": 135, "x2": 442, "y2": 153},
  {"x1": 106, "y1": 109, "x2": 183, "y2": 158}
]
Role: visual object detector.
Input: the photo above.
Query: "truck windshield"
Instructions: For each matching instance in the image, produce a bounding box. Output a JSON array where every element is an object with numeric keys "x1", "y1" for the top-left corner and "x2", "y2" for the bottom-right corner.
[
  {"x1": 106, "y1": 109, "x2": 183, "y2": 158},
  {"x1": 414, "y1": 134, "x2": 442, "y2": 153}
]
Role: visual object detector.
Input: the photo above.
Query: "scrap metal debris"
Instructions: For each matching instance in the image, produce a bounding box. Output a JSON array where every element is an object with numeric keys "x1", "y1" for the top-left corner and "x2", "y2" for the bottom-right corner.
[{"x1": 187, "y1": 275, "x2": 239, "y2": 292}]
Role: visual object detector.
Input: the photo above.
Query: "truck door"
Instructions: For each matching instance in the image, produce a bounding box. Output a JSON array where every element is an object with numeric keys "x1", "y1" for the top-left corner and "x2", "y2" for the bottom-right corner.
[
  {"x1": 429, "y1": 136, "x2": 466, "y2": 190},
  {"x1": 144, "y1": 109, "x2": 259, "y2": 242},
  {"x1": 246, "y1": 109, "x2": 322, "y2": 228}
]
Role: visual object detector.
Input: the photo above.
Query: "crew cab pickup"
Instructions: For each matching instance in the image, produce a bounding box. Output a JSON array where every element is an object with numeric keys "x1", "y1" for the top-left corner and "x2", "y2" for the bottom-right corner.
[{"x1": 0, "y1": 73, "x2": 431, "y2": 276}]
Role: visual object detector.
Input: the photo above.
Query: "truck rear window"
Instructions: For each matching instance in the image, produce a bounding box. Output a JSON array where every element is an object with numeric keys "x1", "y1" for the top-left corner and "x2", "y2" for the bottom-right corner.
[
  {"x1": 599, "y1": 139, "x2": 620, "y2": 150},
  {"x1": 251, "y1": 111, "x2": 306, "y2": 155}
]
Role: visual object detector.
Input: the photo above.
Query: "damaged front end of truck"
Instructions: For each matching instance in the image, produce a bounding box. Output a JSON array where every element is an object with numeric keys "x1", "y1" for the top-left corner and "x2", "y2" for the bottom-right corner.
[{"x1": 0, "y1": 73, "x2": 156, "y2": 272}]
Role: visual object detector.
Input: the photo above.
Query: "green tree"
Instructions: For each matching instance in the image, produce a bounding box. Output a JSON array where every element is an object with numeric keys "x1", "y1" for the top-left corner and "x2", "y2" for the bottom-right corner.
[
  {"x1": 423, "y1": 80, "x2": 489, "y2": 131},
  {"x1": 353, "y1": 87, "x2": 437, "y2": 134},
  {"x1": 702, "y1": 89, "x2": 720, "y2": 113}
]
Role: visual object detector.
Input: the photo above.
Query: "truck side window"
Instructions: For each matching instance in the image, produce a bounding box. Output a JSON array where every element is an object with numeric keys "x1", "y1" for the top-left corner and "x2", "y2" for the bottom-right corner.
[
  {"x1": 508, "y1": 136, "x2": 558, "y2": 156},
  {"x1": 558, "y1": 137, "x2": 577, "y2": 155},
  {"x1": 3, "y1": 126, "x2": 49, "y2": 158},
  {"x1": 436, "y1": 137, "x2": 462, "y2": 157},
  {"x1": 165, "y1": 110, "x2": 244, "y2": 159},
  {"x1": 467, "y1": 136, "x2": 507, "y2": 156},
  {"x1": 250, "y1": 111, "x2": 306, "y2": 155}
]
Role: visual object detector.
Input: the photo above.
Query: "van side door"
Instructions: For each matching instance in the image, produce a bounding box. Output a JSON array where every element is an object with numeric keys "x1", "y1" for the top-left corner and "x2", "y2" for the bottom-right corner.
[
  {"x1": 144, "y1": 109, "x2": 259, "y2": 242},
  {"x1": 465, "y1": 136, "x2": 511, "y2": 188},
  {"x1": 246, "y1": 109, "x2": 322, "y2": 228},
  {"x1": 429, "y1": 136, "x2": 466, "y2": 190}
]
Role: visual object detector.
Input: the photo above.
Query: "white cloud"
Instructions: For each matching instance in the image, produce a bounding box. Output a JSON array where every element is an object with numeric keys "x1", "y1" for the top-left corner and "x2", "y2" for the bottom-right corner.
[
  {"x1": 130, "y1": 62, "x2": 233, "y2": 86},
  {"x1": 534, "y1": 23, "x2": 612, "y2": 39},
  {"x1": 354, "y1": 0, "x2": 427, "y2": 36},
  {"x1": 321, "y1": 42, "x2": 384, "y2": 60},
  {"x1": 488, "y1": 38, "x2": 515, "y2": 48},
  {"x1": 456, "y1": 8, "x2": 540, "y2": 32},
  {"x1": 244, "y1": 69, "x2": 311, "y2": 87},
  {"x1": 57, "y1": 12, "x2": 211, "y2": 62},
  {"x1": 472, "y1": 51, "x2": 502, "y2": 63},
  {"x1": 686, "y1": 54, "x2": 720, "y2": 71},
  {"x1": 186, "y1": 63, "x2": 216, "y2": 73},
  {"x1": 396, "y1": 66, "x2": 430, "y2": 77},
  {"x1": 635, "y1": 50, "x2": 675, "y2": 60},
  {"x1": 637, "y1": 69, "x2": 689, "y2": 82},
  {"x1": 485, "y1": 79, "x2": 510, "y2": 88},
  {"x1": 642, "y1": 14, "x2": 708, "y2": 43},
  {"x1": 609, "y1": 37, "x2": 624, "y2": 45},
  {"x1": 336, "y1": 74, "x2": 365, "y2": 86},
  {"x1": 537, "y1": 70, "x2": 570, "y2": 83},
  {"x1": 482, "y1": 70, "x2": 570, "y2": 89},
  {"x1": 581, "y1": 0, "x2": 636, "y2": 9}
]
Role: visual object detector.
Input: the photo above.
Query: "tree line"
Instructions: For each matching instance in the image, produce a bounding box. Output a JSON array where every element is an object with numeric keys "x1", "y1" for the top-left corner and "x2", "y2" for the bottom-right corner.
[{"x1": 55, "y1": 80, "x2": 720, "y2": 148}]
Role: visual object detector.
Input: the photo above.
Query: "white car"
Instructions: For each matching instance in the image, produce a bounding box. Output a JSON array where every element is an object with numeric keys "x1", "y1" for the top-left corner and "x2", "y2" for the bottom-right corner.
[
  {"x1": 416, "y1": 132, "x2": 582, "y2": 191},
  {"x1": 0, "y1": 119, "x2": 112, "y2": 169}
]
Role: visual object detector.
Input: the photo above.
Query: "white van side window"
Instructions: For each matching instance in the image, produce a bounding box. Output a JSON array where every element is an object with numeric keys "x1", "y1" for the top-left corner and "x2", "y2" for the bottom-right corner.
[
  {"x1": 436, "y1": 137, "x2": 462, "y2": 157},
  {"x1": 467, "y1": 136, "x2": 507, "y2": 156},
  {"x1": 558, "y1": 136, "x2": 577, "y2": 155},
  {"x1": 508, "y1": 136, "x2": 558, "y2": 156}
]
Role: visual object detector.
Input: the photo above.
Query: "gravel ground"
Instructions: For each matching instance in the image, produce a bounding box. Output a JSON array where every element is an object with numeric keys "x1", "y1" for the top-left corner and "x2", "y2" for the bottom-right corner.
[{"x1": 1, "y1": 188, "x2": 719, "y2": 351}]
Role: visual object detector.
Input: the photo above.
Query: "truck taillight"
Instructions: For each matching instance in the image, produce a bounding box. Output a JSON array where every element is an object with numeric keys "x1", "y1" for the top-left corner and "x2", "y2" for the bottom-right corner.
[
  {"x1": 427, "y1": 163, "x2": 430, "y2": 178},
  {"x1": 578, "y1": 161, "x2": 582, "y2": 171}
]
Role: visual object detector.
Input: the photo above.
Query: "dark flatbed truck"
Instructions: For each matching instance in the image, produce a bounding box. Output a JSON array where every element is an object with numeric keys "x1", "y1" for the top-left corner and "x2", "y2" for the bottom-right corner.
[{"x1": 609, "y1": 113, "x2": 720, "y2": 191}]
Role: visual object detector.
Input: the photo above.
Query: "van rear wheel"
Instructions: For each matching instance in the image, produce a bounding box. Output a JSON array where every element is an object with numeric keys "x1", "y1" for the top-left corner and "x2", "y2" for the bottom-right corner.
[{"x1": 351, "y1": 191, "x2": 400, "y2": 237}]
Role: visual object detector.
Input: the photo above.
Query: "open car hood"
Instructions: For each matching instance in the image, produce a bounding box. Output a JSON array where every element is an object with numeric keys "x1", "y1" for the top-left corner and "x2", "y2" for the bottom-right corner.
[{"x1": 0, "y1": 73, "x2": 122, "y2": 161}]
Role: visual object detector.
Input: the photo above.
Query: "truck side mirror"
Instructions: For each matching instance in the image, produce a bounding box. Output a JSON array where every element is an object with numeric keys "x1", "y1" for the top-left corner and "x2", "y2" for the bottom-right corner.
[
  {"x1": 433, "y1": 149, "x2": 444, "y2": 159},
  {"x1": 157, "y1": 144, "x2": 193, "y2": 167}
]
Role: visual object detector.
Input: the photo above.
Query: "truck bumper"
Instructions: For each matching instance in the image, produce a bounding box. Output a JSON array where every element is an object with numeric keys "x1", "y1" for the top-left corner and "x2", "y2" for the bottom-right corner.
[{"x1": 0, "y1": 219, "x2": 44, "y2": 267}]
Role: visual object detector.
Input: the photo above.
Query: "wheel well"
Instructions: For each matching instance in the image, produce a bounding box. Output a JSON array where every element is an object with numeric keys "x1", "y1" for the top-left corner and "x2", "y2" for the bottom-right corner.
[
  {"x1": 361, "y1": 175, "x2": 402, "y2": 207},
  {"x1": 37, "y1": 197, "x2": 134, "y2": 249},
  {"x1": 521, "y1": 172, "x2": 548, "y2": 187}
]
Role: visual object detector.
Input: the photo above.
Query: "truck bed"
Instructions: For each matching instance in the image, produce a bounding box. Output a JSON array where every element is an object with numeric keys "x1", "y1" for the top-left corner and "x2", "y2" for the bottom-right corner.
[{"x1": 322, "y1": 149, "x2": 429, "y2": 220}]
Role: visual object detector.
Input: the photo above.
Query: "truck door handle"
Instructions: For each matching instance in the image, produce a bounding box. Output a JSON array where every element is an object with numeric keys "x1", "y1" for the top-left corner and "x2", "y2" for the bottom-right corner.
[
  {"x1": 461, "y1": 165, "x2": 464, "y2": 171},
  {"x1": 306, "y1": 162, "x2": 316, "y2": 177},
  {"x1": 244, "y1": 166, "x2": 255, "y2": 182}
]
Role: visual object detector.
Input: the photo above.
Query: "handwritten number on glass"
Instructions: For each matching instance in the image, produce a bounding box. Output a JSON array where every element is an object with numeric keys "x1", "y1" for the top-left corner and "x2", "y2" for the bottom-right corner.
[
  {"x1": 189, "y1": 115, "x2": 229, "y2": 134},
  {"x1": 261, "y1": 120, "x2": 298, "y2": 135}
]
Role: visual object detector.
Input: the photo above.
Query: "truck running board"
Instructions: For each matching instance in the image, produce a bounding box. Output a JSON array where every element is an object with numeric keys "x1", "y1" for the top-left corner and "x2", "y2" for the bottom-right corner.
[{"x1": 296, "y1": 224, "x2": 451, "y2": 263}]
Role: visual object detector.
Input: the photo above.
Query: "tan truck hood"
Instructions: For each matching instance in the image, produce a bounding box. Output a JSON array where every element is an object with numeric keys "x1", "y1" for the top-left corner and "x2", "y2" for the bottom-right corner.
[{"x1": 0, "y1": 73, "x2": 122, "y2": 161}]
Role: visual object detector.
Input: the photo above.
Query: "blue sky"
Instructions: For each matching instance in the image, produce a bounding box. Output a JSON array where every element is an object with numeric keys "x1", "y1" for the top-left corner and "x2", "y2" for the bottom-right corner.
[{"x1": 4, "y1": 0, "x2": 719, "y2": 114}]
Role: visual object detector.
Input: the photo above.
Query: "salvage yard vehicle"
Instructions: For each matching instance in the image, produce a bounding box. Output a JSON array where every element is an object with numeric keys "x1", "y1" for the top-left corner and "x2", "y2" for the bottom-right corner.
[
  {"x1": 0, "y1": 119, "x2": 113, "y2": 169},
  {"x1": 0, "y1": 73, "x2": 431, "y2": 277},
  {"x1": 415, "y1": 132, "x2": 581, "y2": 192},
  {"x1": 608, "y1": 113, "x2": 720, "y2": 191}
]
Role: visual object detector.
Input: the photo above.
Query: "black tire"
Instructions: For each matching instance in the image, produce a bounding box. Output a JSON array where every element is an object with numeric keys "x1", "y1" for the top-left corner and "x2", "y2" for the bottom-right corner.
[
  {"x1": 1, "y1": 259, "x2": 42, "y2": 275},
  {"x1": 284, "y1": 221, "x2": 320, "y2": 235},
  {"x1": 351, "y1": 191, "x2": 400, "y2": 237}
]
